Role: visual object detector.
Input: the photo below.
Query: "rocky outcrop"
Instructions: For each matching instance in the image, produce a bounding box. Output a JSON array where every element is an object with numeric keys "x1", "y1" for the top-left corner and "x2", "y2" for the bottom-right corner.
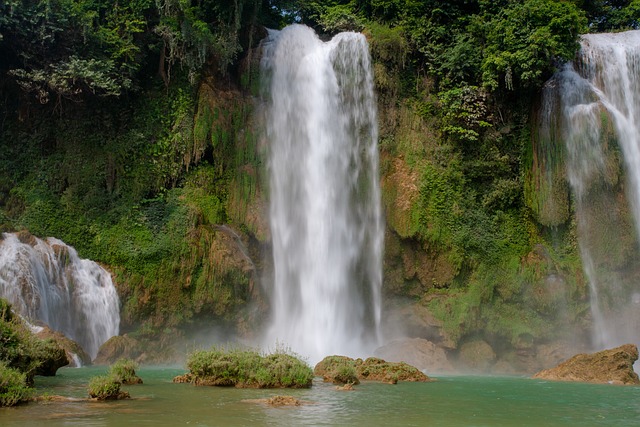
[
  {"x1": 94, "y1": 335, "x2": 144, "y2": 365},
  {"x1": 35, "y1": 326, "x2": 91, "y2": 367},
  {"x1": 532, "y1": 344, "x2": 640, "y2": 385},
  {"x1": 375, "y1": 338, "x2": 454, "y2": 373},
  {"x1": 314, "y1": 356, "x2": 431, "y2": 384}
]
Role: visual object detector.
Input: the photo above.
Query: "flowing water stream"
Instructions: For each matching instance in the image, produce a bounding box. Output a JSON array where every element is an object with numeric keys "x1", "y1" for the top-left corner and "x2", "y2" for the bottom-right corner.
[
  {"x1": 540, "y1": 30, "x2": 640, "y2": 349},
  {"x1": 262, "y1": 25, "x2": 383, "y2": 363},
  {"x1": 0, "y1": 233, "x2": 119, "y2": 359}
]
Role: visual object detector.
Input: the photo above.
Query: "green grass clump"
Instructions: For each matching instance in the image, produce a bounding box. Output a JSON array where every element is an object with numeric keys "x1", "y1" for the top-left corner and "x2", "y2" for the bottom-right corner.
[
  {"x1": 0, "y1": 362, "x2": 34, "y2": 407},
  {"x1": 88, "y1": 374, "x2": 128, "y2": 400},
  {"x1": 184, "y1": 347, "x2": 313, "y2": 388},
  {"x1": 110, "y1": 358, "x2": 143, "y2": 385},
  {"x1": 87, "y1": 358, "x2": 142, "y2": 399}
]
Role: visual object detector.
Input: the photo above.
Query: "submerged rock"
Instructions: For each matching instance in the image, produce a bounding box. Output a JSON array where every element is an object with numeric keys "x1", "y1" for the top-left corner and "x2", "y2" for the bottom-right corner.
[
  {"x1": 314, "y1": 355, "x2": 431, "y2": 384},
  {"x1": 532, "y1": 344, "x2": 640, "y2": 385}
]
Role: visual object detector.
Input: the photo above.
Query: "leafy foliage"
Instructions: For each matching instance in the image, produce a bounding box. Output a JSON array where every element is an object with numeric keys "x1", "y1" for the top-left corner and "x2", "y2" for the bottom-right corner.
[
  {"x1": 481, "y1": 0, "x2": 587, "y2": 91},
  {"x1": 0, "y1": 362, "x2": 33, "y2": 407}
]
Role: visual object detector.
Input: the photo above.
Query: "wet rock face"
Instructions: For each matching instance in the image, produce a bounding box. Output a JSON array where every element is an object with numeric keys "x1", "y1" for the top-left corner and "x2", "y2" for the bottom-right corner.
[
  {"x1": 532, "y1": 344, "x2": 640, "y2": 385},
  {"x1": 375, "y1": 338, "x2": 454, "y2": 374}
]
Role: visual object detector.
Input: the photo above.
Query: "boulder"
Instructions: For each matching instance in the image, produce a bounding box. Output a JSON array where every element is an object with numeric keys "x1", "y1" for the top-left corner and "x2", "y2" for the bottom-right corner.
[
  {"x1": 93, "y1": 335, "x2": 143, "y2": 365},
  {"x1": 532, "y1": 344, "x2": 640, "y2": 385},
  {"x1": 33, "y1": 340, "x2": 68, "y2": 376},
  {"x1": 314, "y1": 355, "x2": 431, "y2": 384},
  {"x1": 458, "y1": 339, "x2": 496, "y2": 373},
  {"x1": 375, "y1": 338, "x2": 454, "y2": 373},
  {"x1": 35, "y1": 325, "x2": 91, "y2": 367}
]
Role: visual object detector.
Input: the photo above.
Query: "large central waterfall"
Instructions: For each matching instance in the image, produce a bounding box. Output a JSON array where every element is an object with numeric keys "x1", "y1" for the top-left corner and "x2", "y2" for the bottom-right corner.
[
  {"x1": 262, "y1": 25, "x2": 383, "y2": 362},
  {"x1": 0, "y1": 233, "x2": 120, "y2": 359},
  {"x1": 540, "y1": 30, "x2": 640, "y2": 350}
]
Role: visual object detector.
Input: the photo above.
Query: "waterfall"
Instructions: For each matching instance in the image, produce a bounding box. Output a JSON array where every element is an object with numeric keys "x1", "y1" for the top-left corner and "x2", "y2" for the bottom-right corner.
[
  {"x1": 0, "y1": 232, "x2": 120, "y2": 359},
  {"x1": 262, "y1": 25, "x2": 383, "y2": 363},
  {"x1": 540, "y1": 30, "x2": 640, "y2": 349}
]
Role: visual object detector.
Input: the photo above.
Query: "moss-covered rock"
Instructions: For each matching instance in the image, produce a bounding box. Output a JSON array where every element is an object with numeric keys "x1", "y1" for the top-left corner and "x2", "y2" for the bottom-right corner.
[
  {"x1": 34, "y1": 325, "x2": 91, "y2": 367},
  {"x1": 532, "y1": 344, "x2": 640, "y2": 385},
  {"x1": 314, "y1": 356, "x2": 431, "y2": 384}
]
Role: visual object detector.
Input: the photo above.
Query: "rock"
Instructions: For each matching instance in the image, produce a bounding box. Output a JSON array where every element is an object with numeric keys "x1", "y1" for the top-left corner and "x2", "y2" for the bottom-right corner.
[
  {"x1": 35, "y1": 325, "x2": 92, "y2": 367},
  {"x1": 313, "y1": 356, "x2": 360, "y2": 385},
  {"x1": 33, "y1": 340, "x2": 68, "y2": 376},
  {"x1": 375, "y1": 338, "x2": 454, "y2": 374},
  {"x1": 532, "y1": 344, "x2": 640, "y2": 385},
  {"x1": 94, "y1": 335, "x2": 143, "y2": 365},
  {"x1": 243, "y1": 395, "x2": 307, "y2": 406},
  {"x1": 458, "y1": 339, "x2": 496, "y2": 373},
  {"x1": 314, "y1": 355, "x2": 431, "y2": 384}
]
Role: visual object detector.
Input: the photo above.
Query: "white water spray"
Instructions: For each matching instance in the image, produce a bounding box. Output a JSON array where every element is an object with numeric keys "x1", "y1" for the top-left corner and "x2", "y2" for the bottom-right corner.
[
  {"x1": 541, "y1": 30, "x2": 640, "y2": 349},
  {"x1": 262, "y1": 25, "x2": 383, "y2": 363},
  {"x1": 0, "y1": 233, "x2": 120, "y2": 359}
]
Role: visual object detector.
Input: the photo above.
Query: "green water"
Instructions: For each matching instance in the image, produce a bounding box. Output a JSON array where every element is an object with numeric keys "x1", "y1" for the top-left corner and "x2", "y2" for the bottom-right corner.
[{"x1": 1, "y1": 367, "x2": 639, "y2": 426}]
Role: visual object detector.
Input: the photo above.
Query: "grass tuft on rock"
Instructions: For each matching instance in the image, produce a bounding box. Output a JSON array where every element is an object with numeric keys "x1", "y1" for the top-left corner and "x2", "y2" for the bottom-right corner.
[
  {"x1": 88, "y1": 374, "x2": 130, "y2": 400},
  {"x1": 177, "y1": 346, "x2": 313, "y2": 388},
  {"x1": 110, "y1": 358, "x2": 143, "y2": 385}
]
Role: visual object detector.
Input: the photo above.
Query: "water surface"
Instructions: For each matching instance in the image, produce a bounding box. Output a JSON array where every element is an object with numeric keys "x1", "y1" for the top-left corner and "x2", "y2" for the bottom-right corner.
[{"x1": 1, "y1": 368, "x2": 639, "y2": 426}]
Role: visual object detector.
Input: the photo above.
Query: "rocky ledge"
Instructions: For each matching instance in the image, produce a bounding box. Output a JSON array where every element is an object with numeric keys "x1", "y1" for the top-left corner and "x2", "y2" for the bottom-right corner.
[
  {"x1": 314, "y1": 356, "x2": 431, "y2": 384},
  {"x1": 532, "y1": 344, "x2": 640, "y2": 385}
]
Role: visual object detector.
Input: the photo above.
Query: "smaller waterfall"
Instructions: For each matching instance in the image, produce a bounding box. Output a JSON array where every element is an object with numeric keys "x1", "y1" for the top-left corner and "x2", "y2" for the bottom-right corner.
[
  {"x1": 540, "y1": 30, "x2": 640, "y2": 350},
  {"x1": 0, "y1": 232, "x2": 120, "y2": 359}
]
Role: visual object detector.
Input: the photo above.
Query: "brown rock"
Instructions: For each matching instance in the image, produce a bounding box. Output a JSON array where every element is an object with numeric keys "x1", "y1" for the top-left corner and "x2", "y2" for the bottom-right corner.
[
  {"x1": 314, "y1": 355, "x2": 432, "y2": 384},
  {"x1": 375, "y1": 338, "x2": 454, "y2": 374},
  {"x1": 532, "y1": 344, "x2": 640, "y2": 385}
]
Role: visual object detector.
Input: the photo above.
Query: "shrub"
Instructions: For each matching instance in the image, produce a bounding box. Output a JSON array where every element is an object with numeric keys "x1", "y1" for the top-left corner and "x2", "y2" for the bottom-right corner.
[
  {"x1": 0, "y1": 362, "x2": 33, "y2": 407},
  {"x1": 183, "y1": 347, "x2": 313, "y2": 388},
  {"x1": 110, "y1": 358, "x2": 143, "y2": 385},
  {"x1": 88, "y1": 374, "x2": 129, "y2": 400}
]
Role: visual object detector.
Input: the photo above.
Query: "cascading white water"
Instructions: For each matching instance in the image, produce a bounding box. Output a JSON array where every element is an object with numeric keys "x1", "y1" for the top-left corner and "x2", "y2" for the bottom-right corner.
[
  {"x1": 262, "y1": 24, "x2": 383, "y2": 363},
  {"x1": 0, "y1": 233, "x2": 120, "y2": 359},
  {"x1": 541, "y1": 30, "x2": 640, "y2": 349}
]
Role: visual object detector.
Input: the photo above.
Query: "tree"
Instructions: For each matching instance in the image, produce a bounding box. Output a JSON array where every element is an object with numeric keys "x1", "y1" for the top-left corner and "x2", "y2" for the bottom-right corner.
[{"x1": 481, "y1": 0, "x2": 587, "y2": 91}]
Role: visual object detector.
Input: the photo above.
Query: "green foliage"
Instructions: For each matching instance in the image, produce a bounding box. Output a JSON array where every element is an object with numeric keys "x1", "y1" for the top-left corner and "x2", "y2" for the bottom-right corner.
[
  {"x1": 0, "y1": 362, "x2": 33, "y2": 407},
  {"x1": 581, "y1": 0, "x2": 640, "y2": 31},
  {"x1": 186, "y1": 346, "x2": 313, "y2": 388},
  {"x1": 88, "y1": 374, "x2": 126, "y2": 400},
  {"x1": 109, "y1": 358, "x2": 143, "y2": 385},
  {"x1": 319, "y1": 4, "x2": 364, "y2": 33},
  {"x1": 0, "y1": 0, "x2": 153, "y2": 102},
  {"x1": 481, "y1": 0, "x2": 587, "y2": 90},
  {"x1": 439, "y1": 86, "x2": 492, "y2": 143}
]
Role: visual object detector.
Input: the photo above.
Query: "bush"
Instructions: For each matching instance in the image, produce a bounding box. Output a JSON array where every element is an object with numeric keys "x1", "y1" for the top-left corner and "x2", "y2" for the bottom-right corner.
[
  {"x1": 110, "y1": 358, "x2": 143, "y2": 385},
  {"x1": 0, "y1": 362, "x2": 33, "y2": 407},
  {"x1": 183, "y1": 347, "x2": 313, "y2": 388},
  {"x1": 88, "y1": 374, "x2": 129, "y2": 400}
]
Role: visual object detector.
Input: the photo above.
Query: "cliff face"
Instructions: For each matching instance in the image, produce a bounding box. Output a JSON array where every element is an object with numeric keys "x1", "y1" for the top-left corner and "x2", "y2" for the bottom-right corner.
[{"x1": 2, "y1": 3, "x2": 636, "y2": 370}]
